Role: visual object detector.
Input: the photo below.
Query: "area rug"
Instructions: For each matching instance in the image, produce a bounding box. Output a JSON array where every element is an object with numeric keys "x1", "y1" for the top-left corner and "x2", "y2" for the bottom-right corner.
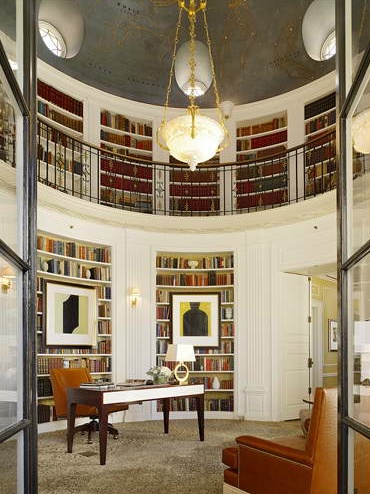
[{"x1": 38, "y1": 419, "x2": 301, "y2": 494}]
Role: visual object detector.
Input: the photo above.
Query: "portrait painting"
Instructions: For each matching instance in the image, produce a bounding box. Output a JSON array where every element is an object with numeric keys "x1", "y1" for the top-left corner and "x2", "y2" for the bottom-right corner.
[{"x1": 171, "y1": 292, "x2": 220, "y2": 348}]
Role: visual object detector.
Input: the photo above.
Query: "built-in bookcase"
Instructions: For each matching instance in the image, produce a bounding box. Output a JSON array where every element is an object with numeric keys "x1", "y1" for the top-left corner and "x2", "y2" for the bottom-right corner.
[
  {"x1": 304, "y1": 92, "x2": 336, "y2": 196},
  {"x1": 99, "y1": 109, "x2": 153, "y2": 211},
  {"x1": 155, "y1": 251, "x2": 235, "y2": 417},
  {"x1": 235, "y1": 113, "x2": 288, "y2": 209},
  {"x1": 0, "y1": 76, "x2": 16, "y2": 166},
  {"x1": 36, "y1": 232, "x2": 112, "y2": 423}
]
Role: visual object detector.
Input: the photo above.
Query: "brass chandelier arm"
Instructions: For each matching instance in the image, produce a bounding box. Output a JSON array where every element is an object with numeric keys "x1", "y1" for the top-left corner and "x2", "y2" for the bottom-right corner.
[{"x1": 178, "y1": 0, "x2": 206, "y2": 15}]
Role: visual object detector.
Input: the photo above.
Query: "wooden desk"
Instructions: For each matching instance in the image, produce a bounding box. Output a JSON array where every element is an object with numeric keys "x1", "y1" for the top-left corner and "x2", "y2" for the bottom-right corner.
[{"x1": 67, "y1": 383, "x2": 205, "y2": 465}]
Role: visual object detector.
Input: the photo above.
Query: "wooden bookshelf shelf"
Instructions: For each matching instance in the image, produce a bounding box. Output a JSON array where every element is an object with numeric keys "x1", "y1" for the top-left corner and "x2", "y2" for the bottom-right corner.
[
  {"x1": 155, "y1": 251, "x2": 235, "y2": 414},
  {"x1": 36, "y1": 232, "x2": 112, "y2": 423}
]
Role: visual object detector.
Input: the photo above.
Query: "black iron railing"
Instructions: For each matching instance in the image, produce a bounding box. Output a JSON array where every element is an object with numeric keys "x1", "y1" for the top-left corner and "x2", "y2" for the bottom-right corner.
[{"x1": 33, "y1": 118, "x2": 339, "y2": 216}]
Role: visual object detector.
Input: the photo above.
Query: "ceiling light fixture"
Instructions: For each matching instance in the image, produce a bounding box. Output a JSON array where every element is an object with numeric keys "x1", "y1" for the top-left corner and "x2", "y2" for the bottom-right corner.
[
  {"x1": 157, "y1": 0, "x2": 229, "y2": 171},
  {"x1": 352, "y1": 108, "x2": 370, "y2": 154}
]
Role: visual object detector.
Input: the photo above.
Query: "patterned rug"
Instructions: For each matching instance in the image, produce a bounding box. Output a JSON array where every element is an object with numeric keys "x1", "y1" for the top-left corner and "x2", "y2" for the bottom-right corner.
[{"x1": 37, "y1": 419, "x2": 301, "y2": 494}]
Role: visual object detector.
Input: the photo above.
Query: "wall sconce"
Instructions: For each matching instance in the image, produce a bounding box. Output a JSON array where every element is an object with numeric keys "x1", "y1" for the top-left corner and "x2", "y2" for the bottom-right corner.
[
  {"x1": 0, "y1": 266, "x2": 16, "y2": 293},
  {"x1": 129, "y1": 288, "x2": 141, "y2": 308}
]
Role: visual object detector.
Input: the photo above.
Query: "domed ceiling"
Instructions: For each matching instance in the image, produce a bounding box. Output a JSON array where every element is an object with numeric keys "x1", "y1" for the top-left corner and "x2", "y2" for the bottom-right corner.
[{"x1": 1, "y1": 0, "x2": 370, "y2": 107}]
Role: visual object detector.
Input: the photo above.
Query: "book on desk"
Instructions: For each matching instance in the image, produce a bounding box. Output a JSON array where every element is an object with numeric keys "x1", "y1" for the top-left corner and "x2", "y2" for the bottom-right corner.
[{"x1": 79, "y1": 382, "x2": 115, "y2": 390}]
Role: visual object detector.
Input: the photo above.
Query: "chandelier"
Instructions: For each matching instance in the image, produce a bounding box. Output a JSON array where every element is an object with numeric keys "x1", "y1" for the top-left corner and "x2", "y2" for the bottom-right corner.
[{"x1": 157, "y1": 0, "x2": 229, "y2": 171}]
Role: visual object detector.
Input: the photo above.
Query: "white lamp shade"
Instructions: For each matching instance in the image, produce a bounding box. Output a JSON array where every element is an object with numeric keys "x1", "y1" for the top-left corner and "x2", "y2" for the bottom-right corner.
[
  {"x1": 165, "y1": 344, "x2": 196, "y2": 362},
  {"x1": 175, "y1": 40, "x2": 212, "y2": 97},
  {"x1": 302, "y1": 0, "x2": 335, "y2": 61},
  {"x1": 158, "y1": 113, "x2": 225, "y2": 170},
  {"x1": 352, "y1": 108, "x2": 370, "y2": 154}
]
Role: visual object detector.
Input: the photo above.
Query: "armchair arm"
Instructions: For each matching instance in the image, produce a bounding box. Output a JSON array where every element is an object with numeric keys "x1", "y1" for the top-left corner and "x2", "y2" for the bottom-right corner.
[
  {"x1": 235, "y1": 436, "x2": 313, "y2": 494},
  {"x1": 236, "y1": 435, "x2": 312, "y2": 466}
]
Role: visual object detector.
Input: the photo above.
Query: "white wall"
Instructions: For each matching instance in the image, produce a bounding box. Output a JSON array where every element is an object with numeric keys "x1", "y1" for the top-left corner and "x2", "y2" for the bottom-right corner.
[{"x1": 37, "y1": 196, "x2": 336, "y2": 423}]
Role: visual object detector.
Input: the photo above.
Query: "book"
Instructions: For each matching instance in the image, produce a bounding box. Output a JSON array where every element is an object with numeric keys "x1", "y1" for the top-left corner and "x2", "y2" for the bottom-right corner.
[{"x1": 80, "y1": 381, "x2": 115, "y2": 390}]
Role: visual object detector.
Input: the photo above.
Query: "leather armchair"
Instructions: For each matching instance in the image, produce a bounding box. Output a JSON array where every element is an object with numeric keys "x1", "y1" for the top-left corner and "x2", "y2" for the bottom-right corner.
[{"x1": 222, "y1": 387, "x2": 337, "y2": 494}]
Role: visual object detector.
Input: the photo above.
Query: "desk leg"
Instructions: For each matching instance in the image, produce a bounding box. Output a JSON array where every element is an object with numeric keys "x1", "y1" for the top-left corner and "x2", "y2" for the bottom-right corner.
[
  {"x1": 67, "y1": 402, "x2": 76, "y2": 453},
  {"x1": 196, "y1": 395, "x2": 204, "y2": 441},
  {"x1": 162, "y1": 398, "x2": 170, "y2": 434},
  {"x1": 98, "y1": 406, "x2": 109, "y2": 466}
]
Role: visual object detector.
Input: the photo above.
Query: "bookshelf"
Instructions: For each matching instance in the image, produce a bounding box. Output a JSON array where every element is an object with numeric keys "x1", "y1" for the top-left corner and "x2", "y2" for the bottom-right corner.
[
  {"x1": 169, "y1": 167, "x2": 220, "y2": 215},
  {"x1": 304, "y1": 92, "x2": 336, "y2": 196},
  {"x1": 36, "y1": 232, "x2": 112, "y2": 423},
  {"x1": 37, "y1": 79, "x2": 83, "y2": 137},
  {"x1": 235, "y1": 113, "x2": 288, "y2": 209},
  {"x1": 155, "y1": 252, "x2": 235, "y2": 416},
  {"x1": 0, "y1": 76, "x2": 16, "y2": 166},
  {"x1": 99, "y1": 109, "x2": 153, "y2": 211}
]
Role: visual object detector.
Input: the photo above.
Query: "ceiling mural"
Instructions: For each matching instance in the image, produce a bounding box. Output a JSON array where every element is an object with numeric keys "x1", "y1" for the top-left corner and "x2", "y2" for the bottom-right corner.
[{"x1": 0, "y1": 0, "x2": 369, "y2": 106}]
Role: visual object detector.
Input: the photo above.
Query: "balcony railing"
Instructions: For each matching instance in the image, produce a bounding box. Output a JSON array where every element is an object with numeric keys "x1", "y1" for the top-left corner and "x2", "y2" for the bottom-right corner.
[{"x1": 24, "y1": 118, "x2": 340, "y2": 216}]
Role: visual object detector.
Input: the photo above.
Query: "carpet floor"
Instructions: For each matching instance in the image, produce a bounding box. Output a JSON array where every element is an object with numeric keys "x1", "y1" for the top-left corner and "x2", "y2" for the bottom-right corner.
[{"x1": 37, "y1": 419, "x2": 301, "y2": 494}]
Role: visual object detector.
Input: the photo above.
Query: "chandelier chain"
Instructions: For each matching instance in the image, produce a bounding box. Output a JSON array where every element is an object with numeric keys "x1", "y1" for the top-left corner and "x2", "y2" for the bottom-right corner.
[
  {"x1": 162, "y1": 5, "x2": 184, "y2": 120},
  {"x1": 202, "y1": 8, "x2": 223, "y2": 122},
  {"x1": 188, "y1": 4, "x2": 197, "y2": 107}
]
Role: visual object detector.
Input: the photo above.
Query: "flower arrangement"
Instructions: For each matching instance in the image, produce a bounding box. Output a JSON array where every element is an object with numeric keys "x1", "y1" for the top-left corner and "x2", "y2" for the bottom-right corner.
[{"x1": 147, "y1": 365, "x2": 172, "y2": 384}]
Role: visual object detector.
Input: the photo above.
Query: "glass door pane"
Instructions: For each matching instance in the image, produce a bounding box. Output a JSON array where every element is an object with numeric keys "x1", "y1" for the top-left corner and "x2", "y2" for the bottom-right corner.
[{"x1": 0, "y1": 254, "x2": 22, "y2": 431}]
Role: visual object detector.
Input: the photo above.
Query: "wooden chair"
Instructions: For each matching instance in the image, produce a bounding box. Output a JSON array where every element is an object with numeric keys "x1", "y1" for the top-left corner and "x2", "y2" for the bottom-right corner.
[
  {"x1": 50, "y1": 367, "x2": 128, "y2": 443},
  {"x1": 222, "y1": 387, "x2": 337, "y2": 494}
]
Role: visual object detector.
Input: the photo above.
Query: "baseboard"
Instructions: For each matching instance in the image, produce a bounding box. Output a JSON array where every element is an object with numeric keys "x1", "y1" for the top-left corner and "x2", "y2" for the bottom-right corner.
[{"x1": 223, "y1": 483, "x2": 247, "y2": 494}]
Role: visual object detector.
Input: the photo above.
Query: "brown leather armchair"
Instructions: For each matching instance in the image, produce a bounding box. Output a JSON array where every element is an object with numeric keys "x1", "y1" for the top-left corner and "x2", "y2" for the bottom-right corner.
[
  {"x1": 222, "y1": 387, "x2": 337, "y2": 494},
  {"x1": 50, "y1": 367, "x2": 128, "y2": 443}
]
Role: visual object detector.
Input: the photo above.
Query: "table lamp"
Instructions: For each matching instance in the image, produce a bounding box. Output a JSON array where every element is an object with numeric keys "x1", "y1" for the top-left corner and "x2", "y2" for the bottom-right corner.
[{"x1": 165, "y1": 344, "x2": 196, "y2": 385}]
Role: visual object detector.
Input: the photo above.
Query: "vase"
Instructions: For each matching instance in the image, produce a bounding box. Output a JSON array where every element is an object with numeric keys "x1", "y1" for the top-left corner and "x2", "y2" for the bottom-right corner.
[
  {"x1": 212, "y1": 376, "x2": 220, "y2": 390},
  {"x1": 153, "y1": 375, "x2": 168, "y2": 385}
]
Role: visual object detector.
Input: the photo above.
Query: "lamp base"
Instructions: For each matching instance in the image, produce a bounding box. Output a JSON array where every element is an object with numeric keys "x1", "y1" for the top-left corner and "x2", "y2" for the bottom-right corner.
[{"x1": 174, "y1": 361, "x2": 190, "y2": 385}]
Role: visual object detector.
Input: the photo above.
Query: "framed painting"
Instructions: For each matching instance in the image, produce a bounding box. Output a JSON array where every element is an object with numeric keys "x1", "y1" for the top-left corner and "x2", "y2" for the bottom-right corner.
[
  {"x1": 170, "y1": 292, "x2": 220, "y2": 348},
  {"x1": 328, "y1": 319, "x2": 338, "y2": 352},
  {"x1": 45, "y1": 281, "x2": 97, "y2": 347}
]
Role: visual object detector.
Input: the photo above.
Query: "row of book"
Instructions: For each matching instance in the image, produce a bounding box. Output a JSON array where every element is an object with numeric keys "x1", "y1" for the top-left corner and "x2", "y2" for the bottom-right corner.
[
  {"x1": 306, "y1": 160, "x2": 336, "y2": 180},
  {"x1": 100, "y1": 143, "x2": 152, "y2": 160},
  {"x1": 37, "y1": 377, "x2": 52, "y2": 397},
  {"x1": 237, "y1": 144, "x2": 287, "y2": 162},
  {"x1": 37, "y1": 236, "x2": 111, "y2": 263},
  {"x1": 100, "y1": 173, "x2": 152, "y2": 193},
  {"x1": 100, "y1": 110, "x2": 152, "y2": 136},
  {"x1": 98, "y1": 303, "x2": 111, "y2": 317},
  {"x1": 305, "y1": 173, "x2": 336, "y2": 196},
  {"x1": 156, "y1": 322, "x2": 169, "y2": 337},
  {"x1": 156, "y1": 272, "x2": 234, "y2": 287},
  {"x1": 99, "y1": 188, "x2": 153, "y2": 211},
  {"x1": 100, "y1": 157, "x2": 153, "y2": 180},
  {"x1": 38, "y1": 340, "x2": 111, "y2": 355},
  {"x1": 38, "y1": 101, "x2": 83, "y2": 132},
  {"x1": 157, "y1": 396, "x2": 234, "y2": 412},
  {"x1": 304, "y1": 92, "x2": 335, "y2": 120},
  {"x1": 38, "y1": 123, "x2": 83, "y2": 153},
  {"x1": 37, "y1": 356, "x2": 112, "y2": 375},
  {"x1": 190, "y1": 377, "x2": 234, "y2": 390},
  {"x1": 37, "y1": 404, "x2": 52, "y2": 423},
  {"x1": 37, "y1": 144, "x2": 83, "y2": 175},
  {"x1": 170, "y1": 184, "x2": 218, "y2": 198},
  {"x1": 169, "y1": 197, "x2": 220, "y2": 212},
  {"x1": 39, "y1": 258, "x2": 111, "y2": 281},
  {"x1": 235, "y1": 175, "x2": 287, "y2": 195},
  {"x1": 305, "y1": 109, "x2": 336, "y2": 134},
  {"x1": 37, "y1": 80, "x2": 83, "y2": 117},
  {"x1": 236, "y1": 189, "x2": 287, "y2": 210},
  {"x1": 237, "y1": 117, "x2": 287, "y2": 137},
  {"x1": 221, "y1": 323, "x2": 235, "y2": 337},
  {"x1": 305, "y1": 145, "x2": 335, "y2": 166},
  {"x1": 156, "y1": 255, "x2": 234, "y2": 270},
  {"x1": 236, "y1": 161, "x2": 286, "y2": 181},
  {"x1": 156, "y1": 305, "x2": 170, "y2": 320},
  {"x1": 98, "y1": 320, "x2": 112, "y2": 334},
  {"x1": 237, "y1": 129, "x2": 287, "y2": 151},
  {"x1": 96, "y1": 285, "x2": 112, "y2": 299},
  {"x1": 156, "y1": 289, "x2": 233, "y2": 304},
  {"x1": 170, "y1": 169, "x2": 219, "y2": 183},
  {"x1": 101, "y1": 130, "x2": 152, "y2": 150}
]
